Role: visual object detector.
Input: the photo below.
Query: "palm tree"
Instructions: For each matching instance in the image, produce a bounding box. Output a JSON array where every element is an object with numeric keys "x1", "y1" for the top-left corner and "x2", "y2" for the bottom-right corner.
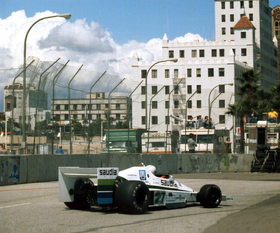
[{"x1": 226, "y1": 69, "x2": 262, "y2": 153}]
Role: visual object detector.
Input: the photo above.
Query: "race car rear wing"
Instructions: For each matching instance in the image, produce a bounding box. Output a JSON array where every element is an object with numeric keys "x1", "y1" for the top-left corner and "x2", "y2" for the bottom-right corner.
[{"x1": 59, "y1": 167, "x2": 119, "y2": 205}]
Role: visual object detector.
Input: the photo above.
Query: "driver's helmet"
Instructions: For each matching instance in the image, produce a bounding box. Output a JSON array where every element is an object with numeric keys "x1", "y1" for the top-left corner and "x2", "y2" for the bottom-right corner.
[{"x1": 146, "y1": 165, "x2": 156, "y2": 174}]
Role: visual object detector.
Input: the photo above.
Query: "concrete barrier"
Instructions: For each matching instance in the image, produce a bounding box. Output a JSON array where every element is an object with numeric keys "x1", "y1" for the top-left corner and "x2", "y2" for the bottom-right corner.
[{"x1": 0, "y1": 153, "x2": 254, "y2": 186}]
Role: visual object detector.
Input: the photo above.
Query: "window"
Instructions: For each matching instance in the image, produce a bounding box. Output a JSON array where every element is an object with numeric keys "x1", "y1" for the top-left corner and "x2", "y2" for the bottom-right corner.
[
  {"x1": 96, "y1": 104, "x2": 101, "y2": 110},
  {"x1": 151, "y1": 70, "x2": 157, "y2": 79},
  {"x1": 141, "y1": 86, "x2": 146, "y2": 95},
  {"x1": 165, "y1": 101, "x2": 169, "y2": 109},
  {"x1": 187, "y1": 68, "x2": 192, "y2": 77},
  {"x1": 230, "y1": 14, "x2": 234, "y2": 22},
  {"x1": 221, "y1": 2, "x2": 225, "y2": 9},
  {"x1": 116, "y1": 104, "x2": 120, "y2": 110},
  {"x1": 241, "y1": 48, "x2": 247, "y2": 56},
  {"x1": 221, "y1": 15, "x2": 226, "y2": 22},
  {"x1": 174, "y1": 69, "x2": 179, "y2": 78},
  {"x1": 249, "y1": 14, "x2": 253, "y2": 21},
  {"x1": 230, "y1": 27, "x2": 235, "y2": 35},
  {"x1": 187, "y1": 85, "x2": 192, "y2": 94},
  {"x1": 152, "y1": 86, "x2": 157, "y2": 94},
  {"x1": 174, "y1": 85, "x2": 179, "y2": 94},
  {"x1": 73, "y1": 114, "x2": 77, "y2": 120},
  {"x1": 65, "y1": 104, "x2": 69, "y2": 110},
  {"x1": 219, "y1": 115, "x2": 225, "y2": 124},
  {"x1": 174, "y1": 100, "x2": 179, "y2": 109},
  {"x1": 219, "y1": 68, "x2": 225, "y2": 77},
  {"x1": 165, "y1": 116, "x2": 170, "y2": 125},
  {"x1": 196, "y1": 68, "x2": 201, "y2": 77},
  {"x1": 219, "y1": 85, "x2": 225, "y2": 93},
  {"x1": 240, "y1": 1, "x2": 244, "y2": 8},
  {"x1": 222, "y1": 27, "x2": 226, "y2": 35},
  {"x1": 211, "y1": 49, "x2": 217, "y2": 57},
  {"x1": 73, "y1": 104, "x2": 77, "y2": 110},
  {"x1": 152, "y1": 116, "x2": 158, "y2": 125},
  {"x1": 165, "y1": 69, "x2": 169, "y2": 78},
  {"x1": 199, "y1": 50, "x2": 205, "y2": 57},
  {"x1": 249, "y1": 1, "x2": 253, "y2": 8},
  {"x1": 219, "y1": 49, "x2": 225, "y2": 57},
  {"x1": 141, "y1": 70, "x2": 147, "y2": 79},
  {"x1": 179, "y1": 50, "x2": 185, "y2": 58},
  {"x1": 82, "y1": 104, "x2": 86, "y2": 110},
  {"x1": 208, "y1": 68, "x2": 214, "y2": 77},
  {"x1": 56, "y1": 105, "x2": 60, "y2": 110},
  {"x1": 165, "y1": 86, "x2": 170, "y2": 94},
  {"x1": 152, "y1": 101, "x2": 158, "y2": 109},
  {"x1": 169, "y1": 50, "x2": 174, "y2": 58},
  {"x1": 241, "y1": 32, "x2": 246, "y2": 38},
  {"x1": 191, "y1": 50, "x2": 197, "y2": 58},
  {"x1": 187, "y1": 100, "x2": 192, "y2": 109},
  {"x1": 197, "y1": 100, "x2": 201, "y2": 108},
  {"x1": 65, "y1": 114, "x2": 69, "y2": 120},
  {"x1": 230, "y1": 1, "x2": 234, "y2": 9},
  {"x1": 219, "y1": 100, "x2": 225, "y2": 108},
  {"x1": 141, "y1": 116, "x2": 146, "y2": 125},
  {"x1": 116, "y1": 114, "x2": 120, "y2": 120},
  {"x1": 196, "y1": 85, "x2": 201, "y2": 94},
  {"x1": 97, "y1": 114, "x2": 101, "y2": 120}
]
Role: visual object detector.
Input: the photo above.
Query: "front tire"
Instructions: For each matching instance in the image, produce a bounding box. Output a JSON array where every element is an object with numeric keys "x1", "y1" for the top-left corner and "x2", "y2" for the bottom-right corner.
[
  {"x1": 198, "y1": 184, "x2": 221, "y2": 208},
  {"x1": 115, "y1": 181, "x2": 149, "y2": 214}
]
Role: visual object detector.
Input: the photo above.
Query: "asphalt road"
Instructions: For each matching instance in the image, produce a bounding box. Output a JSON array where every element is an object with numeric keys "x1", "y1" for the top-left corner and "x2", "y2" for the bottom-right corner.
[{"x1": 0, "y1": 172, "x2": 280, "y2": 233}]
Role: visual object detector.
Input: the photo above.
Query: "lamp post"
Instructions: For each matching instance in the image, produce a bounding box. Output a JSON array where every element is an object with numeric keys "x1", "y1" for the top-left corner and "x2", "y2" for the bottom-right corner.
[
  {"x1": 51, "y1": 60, "x2": 69, "y2": 153},
  {"x1": 107, "y1": 78, "x2": 125, "y2": 153},
  {"x1": 68, "y1": 64, "x2": 83, "y2": 154},
  {"x1": 146, "y1": 85, "x2": 165, "y2": 154},
  {"x1": 87, "y1": 71, "x2": 106, "y2": 154},
  {"x1": 165, "y1": 79, "x2": 183, "y2": 154},
  {"x1": 206, "y1": 83, "x2": 233, "y2": 152},
  {"x1": 22, "y1": 13, "x2": 71, "y2": 153},
  {"x1": 145, "y1": 58, "x2": 178, "y2": 130},
  {"x1": 11, "y1": 60, "x2": 35, "y2": 153},
  {"x1": 184, "y1": 90, "x2": 198, "y2": 153},
  {"x1": 32, "y1": 58, "x2": 60, "y2": 154},
  {"x1": 127, "y1": 80, "x2": 143, "y2": 153}
]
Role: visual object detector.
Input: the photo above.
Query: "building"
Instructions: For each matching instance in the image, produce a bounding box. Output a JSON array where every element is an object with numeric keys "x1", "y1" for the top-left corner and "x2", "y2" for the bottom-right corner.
[
  {"x1": 131, "y1": 0, "x2": 278, "y2": 142},
  {"x1": 272, "y1": 5, "x2": 280, "y2": 82},
  {"x1": 4, "y1": 84, "x2": 50, "y2": 132},
  {"x1": 52, "y1": 92, "x2": 131, "y2": 128}
]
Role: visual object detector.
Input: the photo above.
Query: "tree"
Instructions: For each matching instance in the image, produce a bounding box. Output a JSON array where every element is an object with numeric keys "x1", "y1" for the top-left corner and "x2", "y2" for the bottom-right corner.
[{"x1": 226, "y1": 69, "x2": 263, "y2": 153}]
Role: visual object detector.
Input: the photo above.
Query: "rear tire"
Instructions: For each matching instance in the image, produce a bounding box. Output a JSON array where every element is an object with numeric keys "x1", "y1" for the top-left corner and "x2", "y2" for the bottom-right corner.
[
  {"x1": 115, "y1": 181, "x2": 149, "y2": 214},
  {"x1": 198, "y1": 184, "x2": 221, "y2": 208},
  {"x1": 64, "y1": 179, "x2": 95, "y2": 210}
]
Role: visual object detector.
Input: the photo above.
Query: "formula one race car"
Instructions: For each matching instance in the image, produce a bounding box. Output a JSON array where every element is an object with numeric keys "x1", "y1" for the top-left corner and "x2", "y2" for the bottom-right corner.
[{"x1": 59, "y1": 164, "x2": 233, "y2": 214}]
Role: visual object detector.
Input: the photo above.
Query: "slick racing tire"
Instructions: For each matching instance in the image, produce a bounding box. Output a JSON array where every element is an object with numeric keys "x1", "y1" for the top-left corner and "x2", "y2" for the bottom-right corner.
[
  {"x1": 64, "y1": 179, "x2": 95, "y2": 210},
  {"x1": 115, "y1": 181, "x2": 149, "y2": 214},
  {"x1": 198, "y1": 184, "x2": 221, "y2": 208}
]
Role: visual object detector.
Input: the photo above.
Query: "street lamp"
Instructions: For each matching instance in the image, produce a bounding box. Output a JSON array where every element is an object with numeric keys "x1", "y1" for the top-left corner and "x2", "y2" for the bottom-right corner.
[
  {"x1": 184, "y1": 90, "x2": 198, "y2": 153},
  {"x1": 87, "y1": 71, "x2": 106, "y2": 154},
  {"x1": 145, "y1": 58, "x2": 178, "y2": 130},
  {"x1": 206, "y1": 83, "x2": 233, "y2": 152},
  {"x1": 68, "y1": 64, "x2": 83, "y2": 154},
  {"x1": 22, "y1": 13, "x2": 71, "y2": 153}
]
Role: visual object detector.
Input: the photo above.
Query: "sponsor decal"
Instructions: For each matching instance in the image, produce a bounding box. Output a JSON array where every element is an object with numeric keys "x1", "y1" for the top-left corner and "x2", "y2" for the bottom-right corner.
[
  {"x1": 97, "y1": 168, "x2": 118, "y2": 179},
  {"x1": 139, "y1": 170, "x2": 146, "y2": 180}
]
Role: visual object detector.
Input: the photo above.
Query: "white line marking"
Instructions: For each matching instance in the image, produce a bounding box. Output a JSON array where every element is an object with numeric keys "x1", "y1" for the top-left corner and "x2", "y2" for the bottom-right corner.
[{"x1": 0, "y1": 203, "x2": 31, "y2": 209}]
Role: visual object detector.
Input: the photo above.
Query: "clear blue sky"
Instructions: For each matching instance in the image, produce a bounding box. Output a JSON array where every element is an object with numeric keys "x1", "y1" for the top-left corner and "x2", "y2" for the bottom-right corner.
[
  {"x1": 2, "y1": 0, "x2": 278, "y2": 44},
  {"x1": 1, "y1": 0, "x2": 218, "y2": 43}
]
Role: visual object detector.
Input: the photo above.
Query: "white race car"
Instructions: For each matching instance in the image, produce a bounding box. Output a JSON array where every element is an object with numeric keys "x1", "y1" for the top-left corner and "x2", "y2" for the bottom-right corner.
[{"x1": 59, "y1": 164, "x2": 233, "y2": 214}]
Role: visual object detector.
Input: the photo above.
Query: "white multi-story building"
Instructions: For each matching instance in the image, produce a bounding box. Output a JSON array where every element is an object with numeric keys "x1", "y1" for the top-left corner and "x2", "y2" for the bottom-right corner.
[{"x1": 131, "y1": 0, "x2": 278, "y2": 137}]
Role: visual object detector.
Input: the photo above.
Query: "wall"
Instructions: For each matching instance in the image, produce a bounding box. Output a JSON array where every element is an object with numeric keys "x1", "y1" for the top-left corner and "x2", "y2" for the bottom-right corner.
[{"x1": 0, "y1": 153, "x2": 254, "y2": 186}]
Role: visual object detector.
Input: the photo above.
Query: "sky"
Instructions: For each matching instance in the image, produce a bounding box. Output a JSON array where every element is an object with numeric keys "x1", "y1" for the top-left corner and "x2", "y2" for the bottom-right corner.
[{"x1": 0, "y1": 0, "x2": 279, "y2": 111}]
